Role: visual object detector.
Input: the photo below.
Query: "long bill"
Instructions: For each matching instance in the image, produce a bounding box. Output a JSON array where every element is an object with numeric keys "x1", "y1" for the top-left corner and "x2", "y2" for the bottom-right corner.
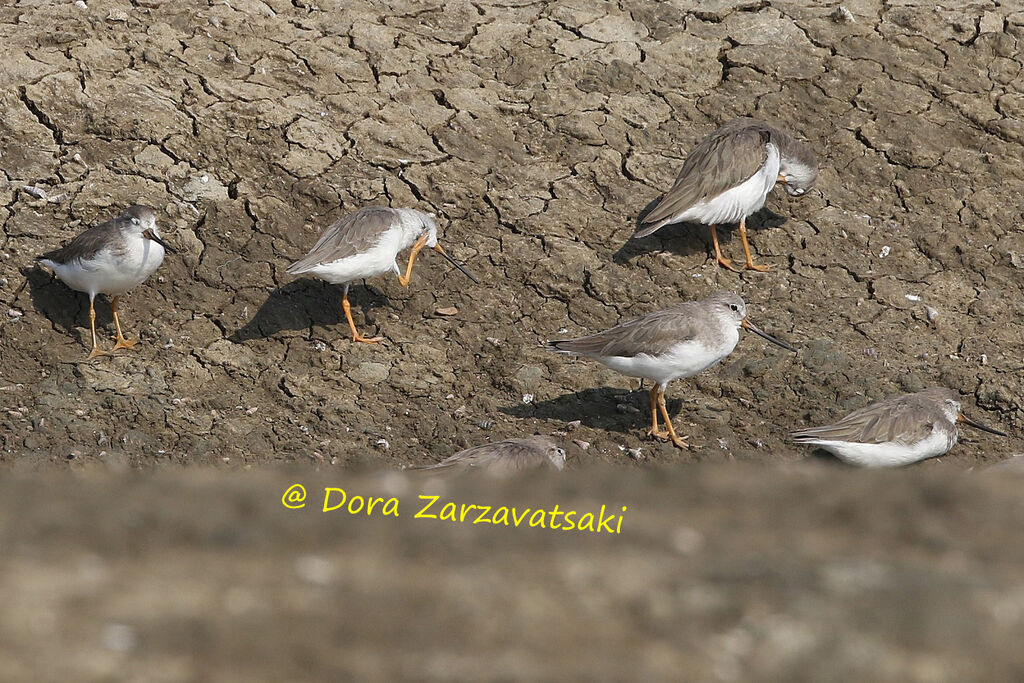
[
  {"x1": 958, "y1": 413, "x2": 1007, "y2": 437},
  {"x1": 143, "y1": 229, "x2": 178, "y2": 254},
  {"x1": 433, "y1": 244, "x2": 480, "y2": 284},
  {"x1": 741, "y1": 318, "x2": 796, "y2": 352}
]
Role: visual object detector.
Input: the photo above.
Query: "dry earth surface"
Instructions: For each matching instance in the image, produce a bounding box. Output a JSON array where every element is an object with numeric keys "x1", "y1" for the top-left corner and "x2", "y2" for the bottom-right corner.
[
  {"x1": 2, "y1": 0, "x2": 1023, "y2": 468},
  {"x1": 2, "y1": 0, "x2": 1024, "y2": 679}
]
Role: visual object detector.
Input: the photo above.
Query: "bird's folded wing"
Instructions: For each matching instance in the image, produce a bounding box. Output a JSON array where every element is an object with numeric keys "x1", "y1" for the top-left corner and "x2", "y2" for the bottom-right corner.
[
  {"x1": 37, "y1": 218, "x2": 123, "y2": 264},
  {"x1": 551, "y1": 306, "x2": 701, "y2": 358},
  {"x1": 792, "y1": 397, "x2": 934, "y2": 445},
  {"x1": 636, "y1": 124, "x2": 769, "y2": 235},
  {"x1": 286, "y1": 207, "x2": 394, "y2": 273}
]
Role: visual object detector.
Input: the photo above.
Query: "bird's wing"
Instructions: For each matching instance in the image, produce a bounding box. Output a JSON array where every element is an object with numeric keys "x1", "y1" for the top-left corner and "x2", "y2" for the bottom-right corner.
[
  {"x1": 549, "y1": 304, "x2": 703, "y2": 358},
  {"x1": 792, "y1": 395, "x2": 936, "y2": 445},
  {"x1": 286, "y1": 207, "x2": 396, "y2": 273},
  {"x1": 37, "y1": 217, "x2": 125, "y2": 264},
  {"x1": 635, "y1": 120, "x2": 771, "y2": 237},
  {"x1": 416, "y1": 438, "x2": 550, "y2": 471}
]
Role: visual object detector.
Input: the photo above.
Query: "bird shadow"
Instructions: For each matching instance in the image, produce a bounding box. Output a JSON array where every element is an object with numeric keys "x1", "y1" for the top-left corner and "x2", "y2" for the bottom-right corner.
[
  {"x1": 19, "y1": 266, "x2": 94, "y2": 337},
  {"x1": 612, "y1": 202, "x2": 788, "y2": 265},
  {"x1": 229, "y1": 279, "x2": 391, "y2": 343},
  {"x1": 500, "y1": 386, "x2": 678, "y2": 436}
]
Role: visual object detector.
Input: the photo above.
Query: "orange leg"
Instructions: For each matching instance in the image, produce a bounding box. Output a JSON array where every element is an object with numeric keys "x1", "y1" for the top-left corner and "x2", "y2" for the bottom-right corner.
[
  {"x1": 646, "y1": 384, "x2": 670, "y2": 440},
  {"x1": 111, "y1": 296, "x2": 138, "y2": 352},
  {"x1": 397, "y1": 234, "x2": 428, "y2": 287},
  {"x1": 656, "y1": 388, "x2": 689, "y2": 449},
  {"x1": 342, "y1": 285, "x2": 384, "y2": 344},
  {"x1": 739, "y1": 217, "x2": 774, "y2": 272},
  {"x1": 709, "y1": 225, "x2": 739, "y2": 272},
  {"x1": 86, "y1": 295, "x2": 110, "y2": 360}
]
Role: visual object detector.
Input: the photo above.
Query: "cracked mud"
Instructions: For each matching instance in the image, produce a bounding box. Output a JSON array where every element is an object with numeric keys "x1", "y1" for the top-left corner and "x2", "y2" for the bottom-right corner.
[{"x1": 2, "y1": 0, "x2": 1023, "y2": 469}]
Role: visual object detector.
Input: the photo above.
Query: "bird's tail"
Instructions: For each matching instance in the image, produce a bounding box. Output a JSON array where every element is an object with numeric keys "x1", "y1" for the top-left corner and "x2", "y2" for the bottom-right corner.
[{"x1": 631, "y1": 217, "x2": 669, "y2": 239}]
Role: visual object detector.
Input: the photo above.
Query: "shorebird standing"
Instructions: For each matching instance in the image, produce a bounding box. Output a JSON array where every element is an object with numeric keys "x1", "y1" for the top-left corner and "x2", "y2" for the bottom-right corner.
[
  {"x1": 286, "y1": 206, "x2": 478, "y2": 344},
  {"x1": 414, "y1": 436, "x2": 567, "y2": 473},
  {"x1": 37, "y1": 205, "x2": 176, "y2": 359},
  {"x1": 792, "y1": 387, "x2": 1006, "y2": 467},
  {"x1": 634, "y1": 117, "x2": 818, "y2": 272},
  {"x1": 547, "y1": 291, "x2": 795, "y2": 449}
]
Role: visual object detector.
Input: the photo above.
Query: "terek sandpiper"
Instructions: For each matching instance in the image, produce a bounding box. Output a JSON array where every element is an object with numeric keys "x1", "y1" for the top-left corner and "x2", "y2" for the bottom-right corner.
[
  {"x1": 548, "y1": 291, "x2": 795, "y2": 449},
  {"x1": 634, "y1": 117, "x2": 818, "y2": 272},
  {"x1": 792, "y1": 387, "x2": 1006, "y2": 467},
  {"x1": 415, "y1": 436, "x2": 567, "y2": 473},
  {"x1": 37, "y1": 205, "x2": 176, "y2": 359},
  {"x1": 286, "y1": 206, "x2": 478, "y2": 344}
]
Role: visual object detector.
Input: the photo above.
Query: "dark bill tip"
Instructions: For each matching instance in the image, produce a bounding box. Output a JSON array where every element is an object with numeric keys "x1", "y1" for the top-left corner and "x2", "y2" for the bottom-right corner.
[
  {"x1": 144, "y1": 229, "x2": 178, "y2": 254},
  {"x1": 433, "y1": 244, "x2": 480, "y2": 284},
  {"x1": 742, "y1": 318, "x2": 796, "y2": 353},
  {"x1": 959, "y1": 413, "x2": 1007, "y2": 437}
]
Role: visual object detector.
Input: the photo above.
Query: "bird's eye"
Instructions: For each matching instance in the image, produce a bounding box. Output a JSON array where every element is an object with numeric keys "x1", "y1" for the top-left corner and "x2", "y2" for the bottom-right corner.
[
  {"x1": 730, "y1": 304, "x2": 738, "y2": 311},
  {"x1": 131, "y1": 218, "x2": 140, "y2": 225}
]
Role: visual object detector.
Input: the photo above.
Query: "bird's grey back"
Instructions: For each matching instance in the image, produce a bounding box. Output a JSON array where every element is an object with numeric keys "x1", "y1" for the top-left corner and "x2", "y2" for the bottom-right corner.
[
  {"x1": 415, "y1": 436, "x2": 563, "y2": 472},
  {"x1": 37, "y1": 215, "x2": 127, "y2": 264},
  {"x1": 549, "y1": 301, "x2": 724, "y2": 359},
  {"x1": 792, "y1": 391, "x2": 951, "y2": 445},
  {"x1": 286, "y1": 206, "x2": 399, "y2": 274},
  {"x1": 635, "y1": 118, "x2": 772, "y2": 237}
]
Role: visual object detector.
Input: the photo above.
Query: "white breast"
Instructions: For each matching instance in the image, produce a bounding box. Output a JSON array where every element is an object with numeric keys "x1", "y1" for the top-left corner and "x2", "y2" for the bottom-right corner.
[
  {"x1": 46, "y1": 238, "x2": 165, "y2": 297},
  {"x1": 595, "y1": 329, "x2": 739, "y2": 389},
  {"x1": 676, "y1": 143, "x2": 781, "y2": 226},
  {"x1": 805, "y1": 427, "x2": 957, "y2": 468}
]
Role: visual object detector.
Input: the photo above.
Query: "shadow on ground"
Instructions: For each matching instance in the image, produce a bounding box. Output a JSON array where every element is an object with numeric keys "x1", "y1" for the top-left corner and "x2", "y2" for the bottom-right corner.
[{"x1": 230, "y1": 280, "x2": 391, "y2": 342}]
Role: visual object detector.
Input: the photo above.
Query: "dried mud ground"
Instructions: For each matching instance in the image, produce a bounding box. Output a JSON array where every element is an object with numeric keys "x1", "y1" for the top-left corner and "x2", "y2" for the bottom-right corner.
[
  {"x1": 2, "y1": 0, "x2": 1024, "y2": 469},
  {"x1": 3, "y1": 0, "x2": 1024, "y2": 679}
]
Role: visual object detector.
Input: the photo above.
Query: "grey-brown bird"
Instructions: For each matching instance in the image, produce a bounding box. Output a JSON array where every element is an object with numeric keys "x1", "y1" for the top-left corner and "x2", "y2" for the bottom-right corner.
[
  {"x1": 792, "y1": 387, "x2": 1006, "y2": 467},
  {"x1": 37, "y1": 205, "x2": 176, "y2": 359},
  {"x1": 634, "y1": 117, "x2": 817, "y2": 272},
  {"x1": 548, "y1": 291, "x2": 795, "y2": 449},
  {"x1": 286, "y1": 206, "x2": 478, "y2": 343},
  {"x1": 415, "y1": 436, "x2": 567, "y2": 473}
]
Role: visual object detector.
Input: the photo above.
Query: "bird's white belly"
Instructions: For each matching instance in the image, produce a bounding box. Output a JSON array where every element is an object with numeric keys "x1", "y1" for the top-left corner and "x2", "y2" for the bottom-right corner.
[
  {"x1": 48, "y1": 241, "x2": 165, "y2": 297},
  {"x1": 678, "y1": 144, "x2": 781, "y2": 225},
  {"x1": 596, "y1": 337, "x2": 736, "y2": 388},
  {"x1": 304, "y1": 246, "x2": 399, "y2": 285},
  {"x1": 810, "y1": 429, "x2": 955, "y2": 468}
]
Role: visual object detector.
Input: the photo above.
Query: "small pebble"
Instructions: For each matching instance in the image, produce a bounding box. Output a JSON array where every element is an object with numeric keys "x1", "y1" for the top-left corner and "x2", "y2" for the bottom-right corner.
[
  {"x1": 435, "y1": 306, "x2": 458, "y2": 316},
  {"x1": 522, "y1": 394, "x2": 534, "y2": 404},
  {"x1": 878, "y1": 245, "x2": 891, "y2": 258},
  {"x1": 477, "y1": 419, "x2": 494, "y2": 429},
  {"x1": 565, "y1": 420, "x2": 582, "y2": 431},
  {"x1": 572, "y1": 439, "x2": 590, "y2": 451},
  {"x1": 925, "y1": 305, "x2": 939, "y2": 323}
]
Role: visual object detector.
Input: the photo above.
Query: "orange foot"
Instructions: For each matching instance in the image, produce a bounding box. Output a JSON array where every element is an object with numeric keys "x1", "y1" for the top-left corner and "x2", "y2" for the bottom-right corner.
[
  {"x1": 113, "y1": 337, "x2": 138, "y2": 351},
  {"x1": 716, "y1": 256, "x2": 741, "y2": 272}
]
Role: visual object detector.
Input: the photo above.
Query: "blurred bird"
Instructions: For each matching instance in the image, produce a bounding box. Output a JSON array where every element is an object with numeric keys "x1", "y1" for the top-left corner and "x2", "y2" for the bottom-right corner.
[
  {"x1": 792, "y1": 387, "x2": 1007, "y2": 467},
  {"x1": 634, "y1": 117, "x2": 818, "y2": 272},
  {"x1": 37, "y1": 204, "x2": 176, "y2": 359},
  {"x1": 548, "y1": 291, "x2": 795, "y2": 449},
  {"x1": 414, "y1": 436, "x2": 567, "y2": 473},
  {"x1": 286, "y1": 206, "x2": 478, "y2": 343}
]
